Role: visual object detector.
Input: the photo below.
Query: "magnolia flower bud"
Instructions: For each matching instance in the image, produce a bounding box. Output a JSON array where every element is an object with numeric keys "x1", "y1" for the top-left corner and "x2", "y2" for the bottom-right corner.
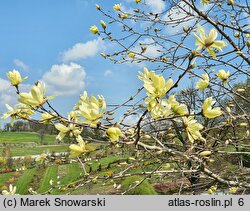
[
  {"x1": 226, "y1": 107, "x2": 231, "y2": 113},
  {"x1": 128, "y1": 52, "x2": 135, "y2": 59},
  {"x1": 247, "y1": 41, "x2": 250, "y2": 48},
  {"x1": 100, "y1": 20, "x2": 106, "y2": 29},
  {"x1": 199, "y1": 151, "x2": 212, "y2": 157},
  {"x1": 182, "y1": 26, "x2": 189, "y2": 33},
  {"x1": 162, "y1": 57, "x2": 169, "y2": 63},
  {"x1": 234, "y1": 32, "x2": 239, "y2": 37},
  {"x1": 100, "y1": 53, "x2": 107, "y2": 58},
  {"x1": 95, "y1": 4, "x2": 101, "y2": 10},
  {"x1": 141, "y1": 135, "x2": 151, "y2": 140},
  {"x1": 246, "y1": 130, "x2": 250, "y2": 137},
  {"x1": 239, "y1": 123, "x2": 248, "y2": 127},
  {"x1": 190, "y1": 62, "x2": 196, "y2": 69},
  {"x1": 236, "y1": 88, "x2": 245, "y2": 92}
]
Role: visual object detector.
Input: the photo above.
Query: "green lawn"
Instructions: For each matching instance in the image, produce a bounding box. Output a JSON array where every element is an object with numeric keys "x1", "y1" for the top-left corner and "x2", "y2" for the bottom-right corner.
[
  {"x1": 0, "y1": 132, "x2": 56, "y2": 144},
  {"x1": 70, "y1": 184, "x2": 115, "y2": 195},
  {"x1": 15, "y1": 168, "x2": 37, "y2": 194},
  {"x1": 51, "y1": 163, "x2": 84, "y2": 194},
  {"x1": 86, "y1": 154, "x2": 129, "y2": 171},
  {"x1": 0, "y1": 145, "x2": 70, "y2": 156},
  {"x1": 60, "y1": 163, "x2": 83, "y2": 184},
  {"x1": 37, "y1": 165, "x2": 58, "y2": 193},
  {"x1": 0, "y1": 172, "x2": 15, "y2": 187}
]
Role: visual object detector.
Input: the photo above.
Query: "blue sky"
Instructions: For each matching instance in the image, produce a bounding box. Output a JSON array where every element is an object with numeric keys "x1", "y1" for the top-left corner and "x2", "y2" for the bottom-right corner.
[
  {"x1": 0, "y1": 0, "x2": 146, "y2": 119},
  {"x1": 0, "y1": 0, "x2": 247, "y2": 125}
]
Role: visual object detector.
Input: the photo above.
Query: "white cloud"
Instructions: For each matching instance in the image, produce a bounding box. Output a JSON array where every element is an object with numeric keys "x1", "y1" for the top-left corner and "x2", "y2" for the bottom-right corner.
[
  {"x1": 13, "y1": 59, "x2": 29, "y2": 71},
  {"x1": 61, "y1": 37, "x2": 105, "y2": 62},
  {"x1": 104, "y1": 70, "x2": 113, "y2": 77},
  {"x1": 145, "y1": 0, "x2": 166, "y2": 13},
  {"x1": 0, "y1": 78, "x2": 10, "y2": 92},
  {"x1": 0, "y1": 78, "x2": 31, "y2": 112},
  {"x1": 42, "y1": 63, "x2": 86, "y2": 96}
]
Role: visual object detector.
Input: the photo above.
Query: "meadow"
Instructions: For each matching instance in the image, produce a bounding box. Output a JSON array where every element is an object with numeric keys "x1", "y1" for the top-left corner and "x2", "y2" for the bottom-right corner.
[
  {"x1": 0, "y1": 132, "x2": 159, "y2": 195},
  {"x1": 0, "y1": 131, "x2": 249, "y2": 195}
]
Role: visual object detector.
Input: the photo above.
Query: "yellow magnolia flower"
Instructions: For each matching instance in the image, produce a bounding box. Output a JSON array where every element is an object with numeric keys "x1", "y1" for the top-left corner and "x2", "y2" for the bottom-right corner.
[
  {"x1": 69, "y1": 135, "x2": 93, "y2": 157},
  {"x1": 6, "y1": 69, "x2": 28, "y2": 86},
  {"x1": 138, "y1": 67, "x2": 173, "y2": 99},
  {"x1": 55, "y1": 123, "x2": 70, "y2": 140},
  {"x1": 145, "y1": 98, "x2": 172, "y2": 119},
  {"x1": 68, "y1": 111, "x2": 79, "y2": 121},
  {"x1": 208, "y1": 185, "x2": 217, "y2": 194},
  {"x1": 2, "y1": 184, "x2": 17, "y2": 195},
  {"x1": 90, "y1": 25, "x2": 99, "y2": 34},
  {"x1": 106, "y1": 127, "x2": 123, "y2": 142},
  {"x1": 35, "y1": 153, "x2": 48, "y2": 162},
  {"x1": 200, "y1": 0, "x2": 210, "y2": 5},
  {"x1": 194, "y1": 25, "x2": 227, "y2": 58},
  {"x1": 113, "y1": 4, "x2": 121, "y2": 11},
  {"x1": 55, "y1": 123, "x2": 82, "y2": 140},
  {"x1": 69, "y1": 144, "x2": 85, "y2": 154},
  {"x1": 2, "y1": 103, "x2": 34, "y2": 126},
  {"x1": 134, "y1": 0, "x2": 141, "y2": 3},
  {"x1": 196, "y1": 73, "x2": 209, "y2": 90},
  {"x1": 183, "y1": 116, "x2": 204, "y2": 143},
  {"x1": 40, "y1": 112, "x2": 55, "y2": 124},
  {"x1": 121, "y1": 13, "x2": 130, "y2": 19},
  {"x1": 18, "y1": 82, "x2": 55, "y2": 107},
  {"x1": 228, "y1": 187, "x2": 238, "y2": 194},
  {"x1": 216, "y1": 69, "x2": 230, "y2": 83},
  {"x1": 168, "y1": 95, "x2": 188, "y2": 115},
  {"x1": 76, "y1": 91, "x2": 106, "y2": 127},
  {"x1": 202, "y1": 97, "x2": 222, "y2": 118},
  {"x1": 100, "y1": 20, "x2": 106, "y2": 29}
]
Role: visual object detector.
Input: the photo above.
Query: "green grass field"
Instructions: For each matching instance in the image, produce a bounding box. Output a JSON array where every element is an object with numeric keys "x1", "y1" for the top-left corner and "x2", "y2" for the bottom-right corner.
[
  {"x1": 60, "y1": 163, "x2": 83, "y2": 184},
  {"x1": 0, "y1": 132, "x2": 157, "y2": 195},
  {"x1": 37, "y1": 165, "x2": 58, "y2": 193},
  {"x1": 15, "y1": 168, "x2": 37, "y2": 194},
  {"x1": 0, "y1": 132, "x2": 56, "y2": 144},
  {"x1": 0, "y1": 132, "x2": 70, "y2": 156},
  {"x1": 0, "y1": 172, "x2": 15, "y2": 187},
  {"x1": 0, "y1": 145, "x2": 70, "y2": 156}
]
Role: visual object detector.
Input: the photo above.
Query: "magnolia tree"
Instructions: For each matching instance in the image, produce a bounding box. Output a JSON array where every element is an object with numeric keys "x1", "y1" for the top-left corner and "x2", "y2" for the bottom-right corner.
[{"x1": 2, "y1": 0, "x2": 250, "y2": 195}]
